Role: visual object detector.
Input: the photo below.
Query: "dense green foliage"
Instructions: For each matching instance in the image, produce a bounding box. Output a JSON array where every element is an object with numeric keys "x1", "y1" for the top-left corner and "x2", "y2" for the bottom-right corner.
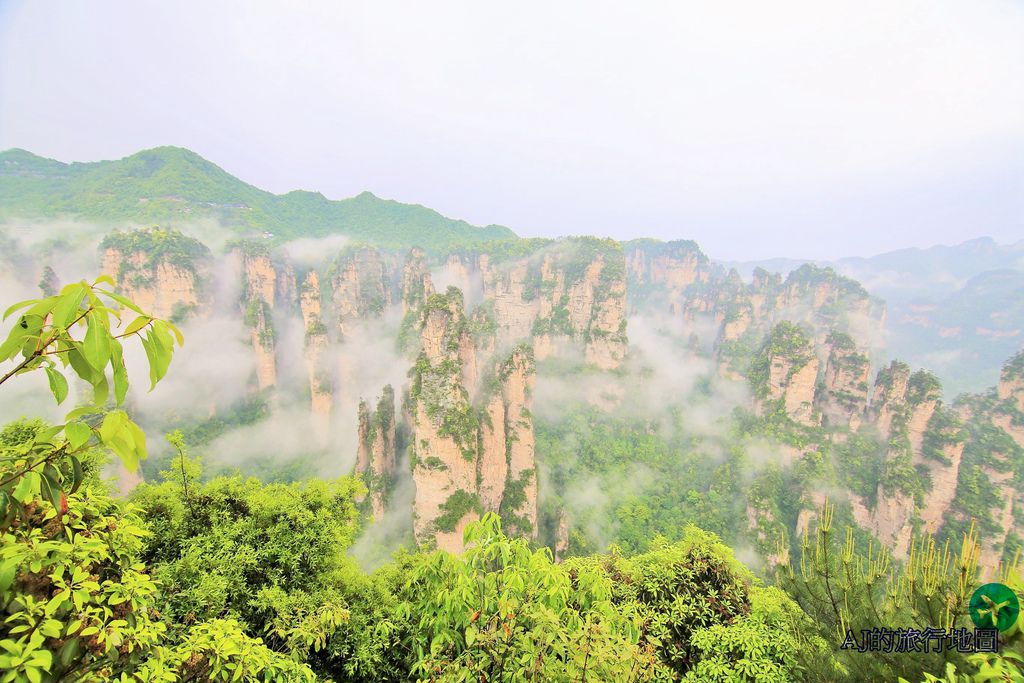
[
  {"x1": 779, "y1": 503, "x2": 1024, "y2": 682},
  {"x1": 0, "y1": 147, "x2": 515, "y2": 252}
]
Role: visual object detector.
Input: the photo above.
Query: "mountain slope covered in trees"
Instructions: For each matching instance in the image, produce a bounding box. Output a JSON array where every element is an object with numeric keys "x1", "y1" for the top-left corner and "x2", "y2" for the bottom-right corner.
[{"x1": 0, "y1": 146, "x2": 516, "y2": 250}]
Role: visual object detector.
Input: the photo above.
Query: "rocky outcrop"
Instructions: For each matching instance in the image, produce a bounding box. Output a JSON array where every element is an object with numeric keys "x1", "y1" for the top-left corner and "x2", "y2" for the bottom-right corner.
[
  {"x1": 101, "y1": 229, "x2": 210, "y2": 321},
  {"x1": 624, "y1": 246, "x2": 885, "y2": 386},
  {"x1": 239, "y1": 250, "x2": 280, "y2": 390},
  {"x1": 408, "y1": 289, "x2": 482, "y2": 552},
  {"x1": 753, "y1": 322, "x2": 820, "y2": 426},
  {"x1": 356, "y1": 385, "x2": 397, "y2": 518},
  {"x1": 299, "y1": 271, "x2": 331, "y2": 426},
  {"x1": 478, "y1": 239, "x2": 628, "y2": 369},
  {"x1": 624, "y1": 239, "x2": 711, "y2": 314},
  {"x1": 914, "y1": 405, "x2": 965, "y2": 534},
  {"x1": 332, "y1": 247, "x2": 392, "y2": 338},
  {"x1": 870, "y1": 361, "x2": 912, "y2": 441},
  {"x1": 401, "y1": 247, "x2": 434, "y2": 312},
  {"x1": 407, "y1": 287, "x2": 538, "y2": 552},
  {"x1": 818, "y1": 332, "x2": 872, "y2": 430},
  {"x1": 497, "y1": 347, "x2": 538, "y2": 536},
  {"x1": 863, "y1": 368, "x2": 956, "y2": 556},
  {"x1": 997, "y1": 351, "x2": 1024, "y2": 418}
]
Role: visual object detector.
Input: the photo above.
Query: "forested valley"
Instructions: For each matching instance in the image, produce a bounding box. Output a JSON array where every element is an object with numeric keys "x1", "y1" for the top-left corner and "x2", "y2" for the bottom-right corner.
[{"x1": 0, "y1": 147, "x2": 1022, "y2": 681}]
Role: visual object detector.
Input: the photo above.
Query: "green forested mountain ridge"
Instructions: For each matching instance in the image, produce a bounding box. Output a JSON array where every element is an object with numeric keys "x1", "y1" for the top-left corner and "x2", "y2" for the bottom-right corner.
[{"x1": 0, "y1": 146, "x2": 516, "y2": 250}]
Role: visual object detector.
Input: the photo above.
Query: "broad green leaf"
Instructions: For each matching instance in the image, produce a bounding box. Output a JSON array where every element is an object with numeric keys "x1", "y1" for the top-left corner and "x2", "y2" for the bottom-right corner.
[
  {"x1": 24, "y1": 297, "x2": 58, "y2": 321},
  {"x1": 93, "y1": 274, "x2": 115, "y2": 287},
  {"x1": 0, "y1": 328, "x2": 28, "y2": 362},
  {"x1": 32, "y1": 425, "x2": 63, "y2": 445},
  {"x1": 82, "y1": 311, "x2": 111, "y2": 371},
  {"x1": 65, "y1": 422, "x2": 92, "y2": 450},
  {"x1": 69, "y1": 456, "x2": 84, "y2": 494},
  {"x1": 141, "y1": 334, "x2": 160, "y2": 390},
  {"x1": 2, "y1": 298, "x2": 37, "y2": 321},
  {"x1": 92, "y1": 374, "x2": 109, "y2": 405},
  {"x1": 110, "y1": 338, "x2": 128, "y2": 405},
  {"x1": 0, "y1": 555, "x2": 16, "y2": 593},
  {"x1": 99, "y1": 290, "x2": 144, "y2": 315},
  {"x1": 64, "y1": 405, "x2": 100, "y2": 420},
  {"x1": 143, "y1": 326, "x2": 173, "y2": 389},
  {"x1": 51, "y1": 285, "x2": 87, "y2": 330},
  {"x1": 122, "y1": 315, "x2": 152, "y2": 336},
  {"x1": 125, "y1": 420, "x2": 147, "y2": 462},
  {"x1": 67, "y1": 348, "x2": 99, "y2": 384},
  {"x1": 108, "y1": 432, "x2": 138, "y2": 472},
  {"x1": 44, "y1": 366, "x2": 69, "y2": 405},
  {"x1": 166, "y1": 320, "x2": 185, "y2": 346},
  {"x1": 12, "y1": 471, "x2": 39, "y2": 503},
  {"x1": 99, "y1": 411, "x2": 128, "y2": 445},
  {"x1": 39, "y1": 467, "x2": 62, "y2": 512}
]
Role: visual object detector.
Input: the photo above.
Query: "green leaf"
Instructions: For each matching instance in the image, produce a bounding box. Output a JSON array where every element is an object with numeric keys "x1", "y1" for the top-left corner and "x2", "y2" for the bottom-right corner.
[
  {"x1": 68, "y1": 456, "x2": 84, "y2": 494},
  {"x1": 108, "y1": 432, "x2": 138, "y2": 472},
  {"x1": 12, "y1": 471, "x2": 38, "y2": 503},
  {"x1": 166, "y1": 320, "x2": 185, "y2": 346},
  {"x1": 67, "y1": 348, "x2": 99, "y2": 384},
  {"x1": 122, "y1": 315, "x2": 152, "y2": 336},
  {"x1": 92, "y1": 374, "x2": 109, "y2": 405},
  {"x1": 99, "y1": 411, "x2": 128, "y2": 445},
  {"x1": 93, "y1": 274, "x2": 115, "y2": 287},
  {"x1": 125, "y1": 420, "x2": 147, "y2": 462},
  {"x1": 110, "y1": 338, "x2": 128, "y2": 406},
  {"x1": 39, "y1": 468, "x2": 62, "y2": 512},
  {"x1": 82, "y1": 311, "x2": 111, "y2": 372},
  {"x1": 0, "y1": 556, "x2": 17, "y2": 593},
  {"x1": 141, "y1": 334, "x2": 160, "y2": 391},
  {"x1": 50, "y1": 285, "x2": 87, "y2": 330},
  {"x1": 100, "y1": 290, "x2": 145, "y2": 315},
  {"x1": 64, "y1": 405, "x2": 99, "y2": 420},
  {"x1": 64, "y1": 422, "x2": 91, "y2": 450},
  {"x1": 2, "y1": 299, "x2": 37, "y2": 321},
  {"x1": 143, "y1": 326, "x2": 173, "y2": 389},
  {"x1": 0, "y1": 328, "x2": 28, "y2": 362},
  {"x1": 44, "y1": 366, "x2": 69, "y2": 405},
  {"x1": 24, "y1": 297, "x2": 59, "y2": 321}
]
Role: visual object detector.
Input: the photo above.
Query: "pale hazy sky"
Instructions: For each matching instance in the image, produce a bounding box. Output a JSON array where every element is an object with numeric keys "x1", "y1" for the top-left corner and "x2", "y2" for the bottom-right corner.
[{"x1": 1, "y1": 1, "x2": 1022, "y2": 260}]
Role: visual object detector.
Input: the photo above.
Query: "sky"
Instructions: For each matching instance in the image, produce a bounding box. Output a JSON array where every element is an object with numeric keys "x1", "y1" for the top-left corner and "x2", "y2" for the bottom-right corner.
[{"x1": 1, "y1": 0, "x2": 1023, "y2": 261}]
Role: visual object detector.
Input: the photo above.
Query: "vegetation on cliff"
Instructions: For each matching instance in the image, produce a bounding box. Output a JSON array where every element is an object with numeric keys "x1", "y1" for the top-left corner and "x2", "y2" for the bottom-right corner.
[
  {"x1": 2, "y1": 260, "x2": 1024, "y2": 682},
  {"x1": 0, "y1": 147, "x2": 516, "y2": 251}
]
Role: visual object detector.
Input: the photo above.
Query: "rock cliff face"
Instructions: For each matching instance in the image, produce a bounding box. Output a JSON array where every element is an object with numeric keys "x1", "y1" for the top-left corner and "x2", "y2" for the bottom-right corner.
[
  {"x1": 859, "y1": 367, "x2": 963, "y2": 556},
  {"x1": 401, "y1": 247, "x2": 434, "y2": 312},
  {"x1": 972, "y1": 352, "x2": 1024, "y2": 568},
  {"x1": 626, "y1": 244, "x2": 884, "y2": 384},
  {"x1": 239, "y1": 250, "x2": 281, "y2": 390},
  {"x1": 478, "y1": 239, "x2": 628, "y2": 369},
  {"x1": 299, "y1": 270, "x2": 332, "y2": 426},
  {"x1": 356, "y1": 385, "x2": 397, "y2": 518},
  {"x1": 625, "y1": 240, "x2": 711, "y2": 314},
  {"x1": 752, "y1": 322, "x2": 819, "y2": 426},
  {"x1": 332, "y1": 247, "x2": 392, "y2": 338},
  {"x1": 818, "y1": 332, "x2": 871, "y2": 430},
  {"x1": 407, "y1": 287, "x2": 538, "y2": 552},
  {"x1": 100, "y1": 228, "x2": 210, "y2": 320},
  {"x1": 79, "y1": 228, "x2": 1023, "y2": 565}
]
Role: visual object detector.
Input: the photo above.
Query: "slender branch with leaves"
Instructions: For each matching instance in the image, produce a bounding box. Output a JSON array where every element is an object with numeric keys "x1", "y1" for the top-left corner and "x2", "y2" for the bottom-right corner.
[{"x1": 0, "y1": 275, "x2": 182, "y2": 530}]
